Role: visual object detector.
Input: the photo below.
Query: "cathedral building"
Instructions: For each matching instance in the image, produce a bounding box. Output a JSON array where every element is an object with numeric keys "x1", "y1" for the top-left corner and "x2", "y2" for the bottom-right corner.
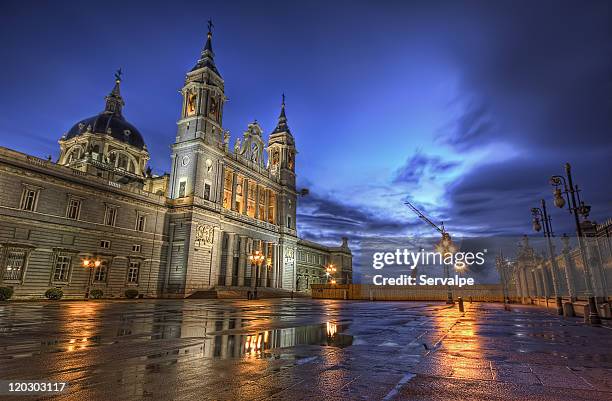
[{"x1": 0, "y1": 25, "x2": 352, "y2": 299}]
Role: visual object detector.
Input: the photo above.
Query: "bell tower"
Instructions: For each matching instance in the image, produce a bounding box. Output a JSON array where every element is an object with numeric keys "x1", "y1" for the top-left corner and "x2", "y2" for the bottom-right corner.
[
  {"x1": 267, "y1": 95, "x2": 297, "y2": 189},
  {"x1": 169, "y1": 20, "x2": 227, "y2": 201},
  {"x1": 176, "y1": 19, "x2": 226, "y2": 145},
  {"x1": 267, "y1": 95, "x2": 298, "y2": 231}
]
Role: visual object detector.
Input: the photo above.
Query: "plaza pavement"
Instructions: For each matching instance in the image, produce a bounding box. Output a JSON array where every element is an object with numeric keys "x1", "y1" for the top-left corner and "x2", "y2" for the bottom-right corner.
[{"x1": 0, "y1": 299, "x2": 611, "y2": 400}]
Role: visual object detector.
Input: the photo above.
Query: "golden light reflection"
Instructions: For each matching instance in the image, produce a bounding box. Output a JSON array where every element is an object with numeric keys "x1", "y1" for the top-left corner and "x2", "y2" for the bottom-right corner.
[
  {"x1": 431, "y1": 310, "x2": 485, "y2": 380},
  {"x1": 326, "y1": 322, "x2": 337, "y2": 337},
  {"x1": 243, "y1": 332, "x2": 269, "y2": 356}
]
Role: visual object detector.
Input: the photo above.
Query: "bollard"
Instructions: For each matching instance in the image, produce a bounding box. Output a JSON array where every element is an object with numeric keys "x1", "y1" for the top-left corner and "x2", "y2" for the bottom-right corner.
[{"x1": 458, "y1": 297, "x2": 464, "y2": 312}]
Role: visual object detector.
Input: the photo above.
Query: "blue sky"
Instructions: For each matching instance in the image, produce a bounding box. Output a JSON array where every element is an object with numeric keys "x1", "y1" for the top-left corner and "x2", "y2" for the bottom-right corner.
[{"x1": 1, "y1": 1, "x2": 611, "y2": 279}]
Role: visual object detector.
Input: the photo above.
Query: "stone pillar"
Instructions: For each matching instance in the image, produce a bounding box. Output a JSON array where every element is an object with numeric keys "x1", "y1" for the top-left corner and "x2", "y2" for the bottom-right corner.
[
  {"x1": 242, "y1": 178, "x2": 249, "y2": 215},
  {"x1": 533, "y1": 270, "x2": 542, "y2": 298},
  {"x1": 225, "y1": 233, "x2": 236, "y2": 286},
  {"x1": 262, "y1": 242, "x2": 269, "y2": 287},
  {"x1": 562, "y1": 250, "x2": 577, "y2": 301},
  {"x1": 210, "y1": 227, "x2": 223, "y2": 286},
  {"x1": 520, "y1": 268, "x2": 531, "y2": 302},
  {"x1": 269, "y1": 243, "x2": 278, "y2": 288},
  {"x1": 237, "y1": 235, "x2": 247, "y2": 286},
  {"x1": 251, "y1": 239, "x2": 261, "y2": 287},
  {"x1": 539, "y1": 267, "x2": 549, "y2": 298},
  {"x1": 254, "y1": 184, "x2": 260, "y2": 220},
  {"x1": 231, "y1": 172, "x2": 238, "y2": 211},
  {"x1": 216, "y1": 162, "x2": 225, "y2": 205}
]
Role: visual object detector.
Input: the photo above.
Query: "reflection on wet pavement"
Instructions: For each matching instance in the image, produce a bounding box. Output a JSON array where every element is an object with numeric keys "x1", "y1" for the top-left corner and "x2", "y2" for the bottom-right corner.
[{"x1": 0, "y1": 299, "x2": 611, "y2": 400}]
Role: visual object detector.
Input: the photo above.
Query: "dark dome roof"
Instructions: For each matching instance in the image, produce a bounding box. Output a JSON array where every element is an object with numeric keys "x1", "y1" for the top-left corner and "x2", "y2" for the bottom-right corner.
[{"x1": 65, "y1": 112, "x2": 146, "y2": 150}]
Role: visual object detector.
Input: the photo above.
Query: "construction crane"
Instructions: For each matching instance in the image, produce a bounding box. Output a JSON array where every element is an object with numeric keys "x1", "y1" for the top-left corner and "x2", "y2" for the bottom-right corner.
[
  {"x1": 404, "y1": 200, "x2": 456, "y2": 304},
  {"x1": 404, "y1": 201, "x2": 449, "y2": 240}
]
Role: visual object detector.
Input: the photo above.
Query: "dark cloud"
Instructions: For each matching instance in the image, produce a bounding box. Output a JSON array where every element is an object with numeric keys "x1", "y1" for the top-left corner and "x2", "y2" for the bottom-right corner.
[
  {"x1": 436, "y1": 99, "x2": 496, "y2": 151},
  {"x1": 442, "y1": 153, "x2": 612, "y2": 237},
  {"x1": 393, "y1": 150, "x2": 459, "y2": 185},
  {"x1": 297, "y1": 191, "x2": 415, "y2": 244}
]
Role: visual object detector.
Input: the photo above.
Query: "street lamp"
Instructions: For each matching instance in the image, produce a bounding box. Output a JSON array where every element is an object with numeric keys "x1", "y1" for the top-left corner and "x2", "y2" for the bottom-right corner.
[
  {"x1": 249, "y1": 250, "x2": 266, "y2": 299},
  {"x1": 325, "y1": 263, "x2": 337, "y2": 284},
  {"x1": 435, "y1": 233, "x2": 457, "y2": 304},
  {"x1": 550, "y1": 162, "x2": 600, "y2": 325},
  {"x1": 530, "y1": 199, "x2": 563, "y2": 315},
  {"x1": 82, "y1": 258, "x2": 101, "y2": 299}
]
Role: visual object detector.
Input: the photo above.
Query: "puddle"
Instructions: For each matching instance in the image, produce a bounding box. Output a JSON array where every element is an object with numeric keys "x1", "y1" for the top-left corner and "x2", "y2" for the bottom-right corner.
[{"x1": 208, "y1": 321, "x2": 353, "y2": 359}]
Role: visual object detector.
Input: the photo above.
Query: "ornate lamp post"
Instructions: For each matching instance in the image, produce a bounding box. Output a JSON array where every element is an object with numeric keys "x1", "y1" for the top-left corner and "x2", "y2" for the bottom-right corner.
[
  {"x1": 325, "y1": 264, "x2": 337, "y2": 285},
  {"x1": 82, "y1": 258, "x2": 101, "y2": 299},
  {"x1": 550, "y1": 162, "x2": 600, "y2": 324},
  {"x1": 531, "y1": 199, "x2": 563, "y2": 315},
  {"x1": 249, "y1": 250, "x2": 266, "y2": 299}
]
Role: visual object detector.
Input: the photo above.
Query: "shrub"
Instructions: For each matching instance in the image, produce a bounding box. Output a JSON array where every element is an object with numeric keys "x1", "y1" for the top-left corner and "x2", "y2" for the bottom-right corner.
[
  {"x1": 45, "y1": 288, "x2": 63, "y2": 300},
  {"x1": 125, "y1": 289, "x2": 139, "y2": 299},
  {"x1": 0, "y1": 287, "x2": 13, "y2": 301},
  {"x1": 89, "y1": 289, "x2": 103, "y2": 299}
]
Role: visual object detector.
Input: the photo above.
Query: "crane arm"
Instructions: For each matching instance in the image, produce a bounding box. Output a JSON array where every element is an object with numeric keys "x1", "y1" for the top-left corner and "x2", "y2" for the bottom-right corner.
[{"x1": 404, "y1": 201, "x2": 445, "y2": 235}]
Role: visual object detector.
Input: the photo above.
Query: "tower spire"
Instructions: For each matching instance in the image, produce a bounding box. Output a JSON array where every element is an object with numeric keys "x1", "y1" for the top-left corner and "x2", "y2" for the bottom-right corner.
[
  {"x1": 272, "y1": 93, "x2": 291, "y2": 134},
  {"x1": 104, "y1": 68, "x2": 125, "y2": 115},
  {"x1": 192, "y1": 19, "x2": 221, "y2": 76}
]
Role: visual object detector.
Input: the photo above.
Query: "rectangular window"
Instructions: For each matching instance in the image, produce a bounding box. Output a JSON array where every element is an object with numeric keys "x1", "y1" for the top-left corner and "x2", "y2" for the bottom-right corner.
[
  {"x1": 247, "y1": 180, "x2": 256, "y2": 218},
  {"x1": 100, "y1": 240, "x2": 111, "y2": 249},
  {"x1": 235, "y1": 176, "x2": 244, "y2": 212},
  {"x1": 203, "y1": 183, "x2": 211, "y2": 200},
  {"x1": 178, "y1": 181, "x2": 186, "y2": 198},
  {"x1": 93, "y1": 260, "x2": 108, "y2": 282},
  {"x1": 53, "y1": 254, "x2": 71, "y2": 282},
  {"x1": 20, "y1": 188, "x2": 39, "y2": 211},
  {"x1": 127, "y1": 261, "x2": 140, "y2": 283},
  {"x1": 287, "y1": 216, "x2": 292, "y2": 229},
  {"x1": 66, "y1": 198, "x2": 81, "y2": 220},
  {"x1": 268, "y1": 191, "x2": 276, "y2": 224},
  {"x1": 135, "y1": 214, "x2": 146, "y2": 232},
  {"x1": 2, "y1": 249, "x2": 28, "y2": 281},
  {"x1": 132, "y1": 244, "x2": 142, "y2": 253},
  {"x1": 104, "y1": 206, "x2": 117, "y2": 226}
]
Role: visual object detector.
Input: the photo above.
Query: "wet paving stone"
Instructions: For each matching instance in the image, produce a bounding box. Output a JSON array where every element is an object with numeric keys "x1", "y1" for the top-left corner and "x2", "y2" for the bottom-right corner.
[{"x1": 0, "y1": 299, "x2": 611, "y2": 400}]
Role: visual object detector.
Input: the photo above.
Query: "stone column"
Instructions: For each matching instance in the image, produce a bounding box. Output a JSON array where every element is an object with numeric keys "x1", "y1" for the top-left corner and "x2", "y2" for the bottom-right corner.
[
  {"x1": 251, "y1": 239, "x2": 261, "y2": 287},
  {"x1": 261, "y1": 242, "x2": 269, "y2": 287},
  {"x1": 231, "y1": 172, "x2": 238, "y2": 211},
  {"x1": 514, "y1": 270, "x2": 523, "y2": 301},
  {"x1": 562, "y1": 249, "x2": 577, "y2": 301},
  {"x1": 533, "y1": 270, "x2": 542, "y2": 298},
  {"x1": 225, "y1": 233, "x2": 236, "y2": 286},
  {"x1": 242, "y1": 179, "x2": 249, "y2": 215},
  {"x1": 269, "y1": 243, "x2": 278, "y2": 288},
  {"x1": 237, "y1": 235, "x2": 247, "y2": 286},
  {"x1": 216, "y1": 162, "x2": 225, "y2": 205},
  {"x1": 254, "y1": 184, "x2": 260, "y2": 220},
  {"x1": 539, "y1": 267, "x2": 549, "y2": 298},
  {"x1": 210, "y1": 227, "x2": 223, "y2": 286}
]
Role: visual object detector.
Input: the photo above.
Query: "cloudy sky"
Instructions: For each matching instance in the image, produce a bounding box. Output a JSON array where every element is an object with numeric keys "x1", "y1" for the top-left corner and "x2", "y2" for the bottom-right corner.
[{"x1": 1, "y1": 1, "x2": 611, "y2": 279}]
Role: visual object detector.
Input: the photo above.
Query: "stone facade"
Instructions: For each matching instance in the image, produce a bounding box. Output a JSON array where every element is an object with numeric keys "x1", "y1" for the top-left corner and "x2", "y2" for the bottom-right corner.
[
  {"x1": 296, "y1": 238, "x2": 353, "y2": 292},
  {"x1": 0, "y1": 26, "x2": 351, "y2": 299}
]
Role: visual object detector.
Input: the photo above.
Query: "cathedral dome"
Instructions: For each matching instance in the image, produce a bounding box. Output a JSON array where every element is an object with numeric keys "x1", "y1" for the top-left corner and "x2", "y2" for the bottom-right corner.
[
  {"x1": 63, "y1": 72, "x2": 146, "y2": 150},
  {"x1": 65, "y1": 112, "x2": 146, "y2": 150}
]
